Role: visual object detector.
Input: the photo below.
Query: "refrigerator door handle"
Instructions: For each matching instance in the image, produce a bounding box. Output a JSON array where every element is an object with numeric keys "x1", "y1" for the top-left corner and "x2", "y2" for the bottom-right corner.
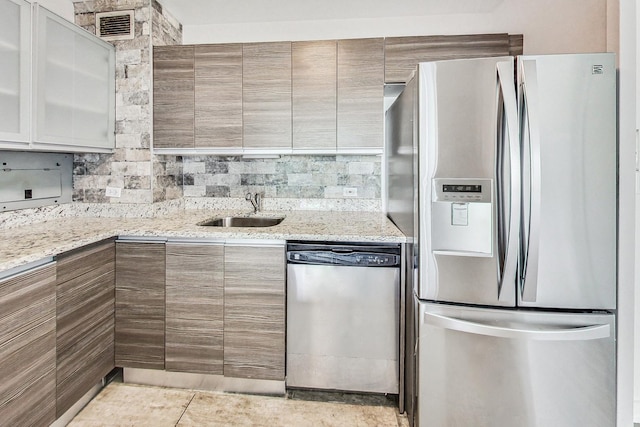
[
  {"x1": 496, "y1": 60, "x2": 519, "y2": 302},
  {"x1": 423, "y1": 311, "x2": 611, "y2": 341},
  {"x1": 520, "y1": 59, "x2": 542, "y2": 302}
]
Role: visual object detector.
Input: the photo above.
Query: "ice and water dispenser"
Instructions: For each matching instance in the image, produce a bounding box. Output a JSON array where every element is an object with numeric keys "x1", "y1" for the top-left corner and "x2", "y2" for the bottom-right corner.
[{"x1": 430, "y1": 178, "x2": 493, "y2": 256}]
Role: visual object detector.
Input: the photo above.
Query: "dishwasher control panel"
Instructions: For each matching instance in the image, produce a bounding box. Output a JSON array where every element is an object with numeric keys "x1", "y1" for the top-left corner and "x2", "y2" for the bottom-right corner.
[
  {"x1": 288, "y1": 251, "x2": 399, "y2": 266},
  {"x1": 286, "y1": 243, "x2": 401, "y2": 267}
]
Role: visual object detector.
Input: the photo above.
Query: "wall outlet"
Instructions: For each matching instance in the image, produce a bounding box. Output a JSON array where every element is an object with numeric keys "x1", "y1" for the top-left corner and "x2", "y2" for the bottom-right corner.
[
  {"x1": 343, "y1": 187, "x2": 358, "y2": 197},
  {"x1": 105, "y1": 186, "x2": 122, "y2": 197}
]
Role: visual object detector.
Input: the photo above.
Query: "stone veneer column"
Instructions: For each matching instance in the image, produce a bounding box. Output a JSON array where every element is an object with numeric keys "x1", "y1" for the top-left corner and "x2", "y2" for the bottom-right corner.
[{"x1": 72, "y1": 0, "x2": 183, "y2": 204}]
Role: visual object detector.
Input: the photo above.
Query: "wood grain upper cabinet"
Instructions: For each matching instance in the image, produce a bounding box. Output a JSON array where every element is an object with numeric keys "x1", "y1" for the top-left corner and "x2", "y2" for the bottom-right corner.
[
  {"x1": 384, "y1": 34, "x2": 517, "y2": 83},
  {"x1": 0, "y1": 262, "x2": 56, "y2": 427},
  {"x1": 195, "y1": 44, "x2": 243, "y2": 149},
  {"x1": 55, "y1": 240, "x2": 115, "y2": 417},
  {"x1": 337, "y1": 38, "x2": 384, "y2": 150},
  {"x1": 115, "y1": 241, "x2": 166, "y2": 370},
  {"x1": 242, "y1": 42, "x2": 292, "y2": 150},
  {"x1": 165, "y1": 243, "x2": 224, "y2": 374},
  {"x1": 153, "y1": 45, "x2": 194, "y2": 149},
  {"x1": 224, "y1": 244, "x2": 285, "y2": 381},
  {"x1": 292, "y1": 40, "x2": 337, "y2": 150}
]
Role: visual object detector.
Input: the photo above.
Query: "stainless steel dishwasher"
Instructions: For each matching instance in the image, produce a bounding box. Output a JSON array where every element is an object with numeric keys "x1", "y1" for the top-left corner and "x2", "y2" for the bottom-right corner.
[{"x1": 286, "y1": 242, "x2": 401, "y2": 394}]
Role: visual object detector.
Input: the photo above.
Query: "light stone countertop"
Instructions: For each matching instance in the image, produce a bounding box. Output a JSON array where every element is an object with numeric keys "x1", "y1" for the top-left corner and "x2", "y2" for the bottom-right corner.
[{"x1": 0, "y1": 209, "x2": 405, "y2": 273}]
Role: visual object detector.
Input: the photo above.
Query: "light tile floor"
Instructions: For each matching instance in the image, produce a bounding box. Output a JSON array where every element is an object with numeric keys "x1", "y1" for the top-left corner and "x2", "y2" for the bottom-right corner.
[{"x1": 69, "y1": 382, "x2": 409, "y2": 427}]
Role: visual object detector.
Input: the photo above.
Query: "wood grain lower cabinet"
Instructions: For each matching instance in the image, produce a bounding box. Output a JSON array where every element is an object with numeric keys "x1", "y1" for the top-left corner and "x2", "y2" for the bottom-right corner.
[
  {"x1": 115, "y1": 241, "x2": 166, "y2": 370},
  {"x1": 0, "y1": 263, "x2": 56, "y2": 427},
  {"x1": 337, "y1": 38, "x2": 384, "y2": 150},
  {"x1": 223, "y1": 244, "x2": 285, "y2": 381},
  {"x1": 165, "y1": 243, "x2": 224, "y2": 374},
  {"x1": 56, "y1": 240, "x2": 115, "y2": 417}
]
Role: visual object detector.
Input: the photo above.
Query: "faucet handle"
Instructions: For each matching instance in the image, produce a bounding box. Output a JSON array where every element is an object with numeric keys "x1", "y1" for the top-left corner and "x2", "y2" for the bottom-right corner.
[{"x1": 255, "y1": 193, "x2": 262, "y2": 211}]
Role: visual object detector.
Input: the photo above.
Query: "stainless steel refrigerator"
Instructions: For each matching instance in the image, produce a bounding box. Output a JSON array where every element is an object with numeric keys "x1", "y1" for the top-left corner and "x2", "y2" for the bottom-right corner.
[{"x1": 386, "y1": 53, "x2": 617, "y2": 427}]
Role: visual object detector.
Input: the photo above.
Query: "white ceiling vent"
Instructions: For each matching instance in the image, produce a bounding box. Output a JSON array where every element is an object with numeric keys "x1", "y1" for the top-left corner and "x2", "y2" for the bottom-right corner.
[{"x1": 96, "y1": 10, "x2": 135, "y2": 41}]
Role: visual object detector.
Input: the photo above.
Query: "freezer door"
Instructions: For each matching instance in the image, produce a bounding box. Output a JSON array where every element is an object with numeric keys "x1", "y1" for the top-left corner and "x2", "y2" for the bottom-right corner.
[
  {"x1": 518, "y1": 53, "x2": 617, "y2": 310},
  {"x1": 417, "y1": 302, "x2": 615, "y2": 427},
  {"x1": 417, "y1": 56, "x2": 518, "y2": 307}
]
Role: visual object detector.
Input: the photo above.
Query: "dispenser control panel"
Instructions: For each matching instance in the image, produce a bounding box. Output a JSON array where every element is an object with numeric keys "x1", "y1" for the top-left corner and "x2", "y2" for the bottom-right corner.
[
  {"x1": 430, "y1": 178, "x2": 493, "y2": 255},
  {"x1": 433, "y1": 179, "x2": 492, "y2": 203}
]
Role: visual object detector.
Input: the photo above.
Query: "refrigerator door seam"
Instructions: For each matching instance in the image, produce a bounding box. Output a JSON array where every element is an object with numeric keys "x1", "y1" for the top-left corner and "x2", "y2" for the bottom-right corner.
[
  {"x1": 520, "y1": 59, "x2": 542, "y2": 302},
  {"x1": 496, "y1": 59, "x2": 520, "y2": 303}
]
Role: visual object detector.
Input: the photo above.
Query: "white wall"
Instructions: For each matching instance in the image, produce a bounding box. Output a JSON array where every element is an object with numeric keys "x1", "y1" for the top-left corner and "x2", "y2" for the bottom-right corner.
[
  {"x1": 633, "y1": 1, "x2": 640, "y2": 421},
  {"x1": 619, "y1": 0, "x2": 636, "y2": 423},
  {"x1": 183, "y1": 0, "x2": 607, "y2": 55}
]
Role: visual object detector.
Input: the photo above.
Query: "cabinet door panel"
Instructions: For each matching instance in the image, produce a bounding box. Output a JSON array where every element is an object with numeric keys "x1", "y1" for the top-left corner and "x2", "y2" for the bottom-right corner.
[
  {"x1": 195, "y1": 44, "x2": 243, "y2": 149},
  {"x1": 224, "y1": 245, "x2": 285, "y2": 380},
  {"x1": 56, "y1": 240, "x2": 114, "y2": 284},
  {"x1": 153, "y1": 46, "x2": 194, "y2": 149},
  {"x1": 0, "y1": 264, "x2": 56, "y2": 347},
  {"x1": 34, "y1": 5, "x2": 115, "y2": 151},
  {"x1": 0, "y1": 263, "x2": 56, "y2": 427},
  {"x1": 337, "y1": 38, "x2": 384, "y2": 150},
  {"x1": 0, "y1": 319, "x2": 56, "y2": 427},
  {"x1": 0, "y1": 0, "x2": 30, "y2": 145},
  {"x1": 165, "y1": 243, "x2": 224, "y2": 374},
  {"x1": 56, "y1": 315, "x2": 114, "y2": 416},
  {"x1": 115, "y1": 242, "x2": 165, "y2": 369},
  {"x1": 292, "y1": 40, "x2": 337, "y2": 150},
  {"x1": 56, "y1": 240, "x2": 115, "y2": 416},
  {"x1": 56, "y1": 269, "x2": 114, "y2": 353},
  {"x1": 243, "y1": 42, "x2": 292, "y2": 149},
  {"x1": 384, "y1": 34, "x2": 512, "y2": 83}
]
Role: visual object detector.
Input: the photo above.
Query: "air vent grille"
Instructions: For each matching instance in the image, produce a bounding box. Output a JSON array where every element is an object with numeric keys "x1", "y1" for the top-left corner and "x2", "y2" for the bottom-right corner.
[{"x1": 96, "y1": 11, "x2": 134, "y2": 41}]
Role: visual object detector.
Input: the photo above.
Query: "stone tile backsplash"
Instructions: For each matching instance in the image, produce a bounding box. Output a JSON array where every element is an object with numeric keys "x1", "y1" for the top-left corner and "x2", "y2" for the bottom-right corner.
[
  {"x1": 74, "y1": 0, "x2": 183, "y2": 204},
  {"x1": 70, "y1": 2, "x2": 381, "y2": 209},
  {"x1": 182, "y1": 155, "x2": 381, "y2": 199}
]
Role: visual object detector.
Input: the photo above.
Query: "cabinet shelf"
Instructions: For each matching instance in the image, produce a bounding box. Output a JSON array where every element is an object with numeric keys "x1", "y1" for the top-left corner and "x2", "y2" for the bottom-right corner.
[
  {"x1": 46, "y1": 57, "x2": 109, "y2": 83},
  {"x1": 45, "y1": 98, "x2": 109, "y2": 116},
  {"x1": 0, "y1": 87, "x2": 19, "y2": 97},
  {"x1": 0, "y1": 38, "x2": 19, "y2": 51}
]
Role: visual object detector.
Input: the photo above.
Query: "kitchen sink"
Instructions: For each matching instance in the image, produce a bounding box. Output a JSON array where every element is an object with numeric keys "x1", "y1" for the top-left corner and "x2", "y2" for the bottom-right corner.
[{"x1": 198, "y1": 216, "x2": 285, "y2": 227}]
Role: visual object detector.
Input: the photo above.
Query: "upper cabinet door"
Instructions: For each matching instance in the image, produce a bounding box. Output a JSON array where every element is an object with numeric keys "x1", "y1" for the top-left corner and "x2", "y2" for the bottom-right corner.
[
  {"x1": 243, "y1": 42, "x2": 292, "y2": 150},
  {"x1": 195, "y1": 44, "x2": 243, "y2": 149},
  {"x1": 384, "y1": 34, "x2": 513, "y2": 83},
  {"x1": 292, "y1": 40, "x2": 337, "y2": 151},
  {"x1": 0, "y1": 0, "x2": 31, "y2": 147},
  {"x1": 154, "y1": 45, "x2": 195, "y2": 149},
  {"x1": 337, "y1": 38, "x2": 384, "y2": 151},
  {"x1": 33, "y1": 5, "x2": 115, "y2": 152}
]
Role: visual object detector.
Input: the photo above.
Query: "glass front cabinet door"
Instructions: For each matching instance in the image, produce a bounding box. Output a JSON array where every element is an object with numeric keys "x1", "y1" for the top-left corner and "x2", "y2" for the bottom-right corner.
[
  {"x1": 33, "y1": 5, "x2": 115, "y2": 152},
  {"x1": 0, "y1": 0, "x2": 31, "y2": 147}
]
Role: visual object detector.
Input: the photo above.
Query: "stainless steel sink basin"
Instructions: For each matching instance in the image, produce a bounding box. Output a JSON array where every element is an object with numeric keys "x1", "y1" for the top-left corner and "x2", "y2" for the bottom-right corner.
[{"x1": 198, "y1": 216, "x2": 285, "y2": 227}]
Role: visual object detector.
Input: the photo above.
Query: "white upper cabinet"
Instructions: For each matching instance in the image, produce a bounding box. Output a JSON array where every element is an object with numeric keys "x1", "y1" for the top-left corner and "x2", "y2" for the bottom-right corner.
[
  {"x1": 0, "y1": 0, "x2": 31, "y2": 147},
  {"x1": 33, "y1": 5, "x2": 115, "y2": 152}
]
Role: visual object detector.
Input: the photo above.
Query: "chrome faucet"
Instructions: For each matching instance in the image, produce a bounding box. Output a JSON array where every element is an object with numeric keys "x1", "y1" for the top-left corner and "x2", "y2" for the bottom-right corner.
[{"x1": 245, "y1": 192, "x2": 262, "y2": 213}]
